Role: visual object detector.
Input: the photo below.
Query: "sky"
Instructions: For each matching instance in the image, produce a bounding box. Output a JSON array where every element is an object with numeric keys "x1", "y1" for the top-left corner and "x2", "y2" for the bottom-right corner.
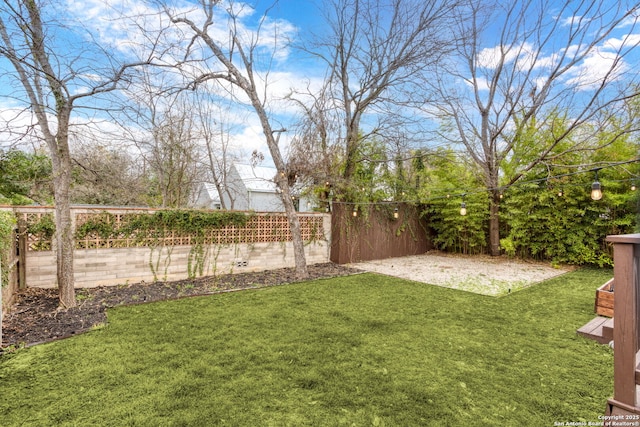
[
  {"x1": 0, "y1": 0, "x2": 638, "y2": 167},
  {"x1": 0, "y1": 0, "x2": 332, "y2": 163}
]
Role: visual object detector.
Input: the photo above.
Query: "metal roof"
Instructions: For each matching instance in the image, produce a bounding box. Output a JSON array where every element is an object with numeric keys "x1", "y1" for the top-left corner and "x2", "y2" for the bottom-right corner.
[{"x1": 234, "y1": 163, "x2": 278, "y2": 193}]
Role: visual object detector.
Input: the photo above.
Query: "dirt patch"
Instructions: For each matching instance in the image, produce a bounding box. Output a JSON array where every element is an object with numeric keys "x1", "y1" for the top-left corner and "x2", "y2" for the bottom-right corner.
[
  {"x1": 351, "y1": 251, "x2": 574, "y2": 296},
  {"x1": 1, "y1": 263, "x2": 362, "y2": 350}
]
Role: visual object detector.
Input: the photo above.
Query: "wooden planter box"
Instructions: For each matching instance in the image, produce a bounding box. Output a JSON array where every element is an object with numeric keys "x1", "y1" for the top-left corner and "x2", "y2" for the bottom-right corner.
[{"x1": 595, "y1": 278, "x2": 614, "y2": 317}]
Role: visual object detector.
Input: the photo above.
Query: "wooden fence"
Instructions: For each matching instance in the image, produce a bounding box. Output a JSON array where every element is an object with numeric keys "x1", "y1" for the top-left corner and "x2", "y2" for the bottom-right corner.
[{"x1": 330, "y1": 202, "x2": 432, "y2": 264}]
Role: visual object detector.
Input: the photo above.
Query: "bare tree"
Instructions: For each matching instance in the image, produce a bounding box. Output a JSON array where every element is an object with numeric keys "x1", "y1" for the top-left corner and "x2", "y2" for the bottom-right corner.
[
  {"x1": 429, "y1": 0, "x2": 640, "y2": 256},
  {"x1": 308, "y1": 0, "x2": 459, "y2": 197},
  {"x1": 118, "y1": 69, "x2": 206, "y2": 208},
  {"x1": 148, "y1": 107, "x2": 202, "y2": 208},
  {"x1": 0, "y1": 0, "x2": 155, "y2": 307},
  {"x1": 192, "y1": 90, "x2": 245, "y2": 210},
  {"x1": 286, "y1": 81, "x2": 343, "y2": 209},
  {"x1": 159, "y1": 0, "x2": 309, "y2": 278},
  {"x1": 71, "y1": 141, "x2": 152, "y2": 206}
]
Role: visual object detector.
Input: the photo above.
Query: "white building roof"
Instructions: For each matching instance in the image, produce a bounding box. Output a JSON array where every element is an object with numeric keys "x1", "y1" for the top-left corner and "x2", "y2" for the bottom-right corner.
[
  {"x1": 234, "y1": 163, "x2": 278, "y2": 193},
  {"x1": 201, "y1": 182, "x2": 221, "y2": 203}
]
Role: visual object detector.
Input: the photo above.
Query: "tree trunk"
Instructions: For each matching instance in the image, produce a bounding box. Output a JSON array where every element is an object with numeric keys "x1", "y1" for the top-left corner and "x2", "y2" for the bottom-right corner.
[
  {"x1": 280, "y1": 187, "x2": 308, "y2": 280},
  {"x1": 488, "y1": 190, "x2": 501, "y2": 257},
  {"x1": 342, "y1": 114, "x2": 361, "y2": 183},
  {"x1": 51, "y1": 140, "x2": 76, "y2": 308},
  {"x1": 255, "y1": 110, "x2": 308, "y2": 280}
]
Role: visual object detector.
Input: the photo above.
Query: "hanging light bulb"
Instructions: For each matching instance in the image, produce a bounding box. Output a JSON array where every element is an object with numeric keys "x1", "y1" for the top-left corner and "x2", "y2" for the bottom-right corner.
[
  {"x1": 460, "y1": 201, "x2": 467, "y2": 216},
  {"x1": 557, "y1": 189, "x2": 563, "y2": 197},
  {"x1": 393, "y1": 207, "x2": 399, "y2": 219},
  {"x1": 591, "y1": 170, "x2": 603, "y2": 201},
  {"x1": 631, "y1": 182, "x2": 637, "y2": 191},
  {"x1": 352, "y1": 206, "x2": 358, "y2": 217}
]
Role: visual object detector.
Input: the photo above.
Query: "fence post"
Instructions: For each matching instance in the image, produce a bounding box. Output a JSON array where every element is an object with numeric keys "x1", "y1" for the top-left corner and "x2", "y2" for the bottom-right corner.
[
  {"x1": 605, "y1": 233, "x2": 640, "y2": 416},
  {"x1": 17, "y1": 220, "x2": 26, "y2": 290}
]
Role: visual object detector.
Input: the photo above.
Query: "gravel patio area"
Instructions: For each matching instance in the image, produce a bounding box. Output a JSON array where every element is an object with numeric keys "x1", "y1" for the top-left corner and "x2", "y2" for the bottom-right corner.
[{"x1": 350, "y1": 251, "x2": 574, "y2": 296}]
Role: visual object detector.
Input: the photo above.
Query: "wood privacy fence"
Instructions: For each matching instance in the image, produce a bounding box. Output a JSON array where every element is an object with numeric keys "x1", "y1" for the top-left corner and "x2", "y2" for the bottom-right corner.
[
  {"x1": 2, "y1": 206, "x2": 330, "y2": 291},
  {"x1": 330, "y1": 203, "x2": 432, "y2": 264}
]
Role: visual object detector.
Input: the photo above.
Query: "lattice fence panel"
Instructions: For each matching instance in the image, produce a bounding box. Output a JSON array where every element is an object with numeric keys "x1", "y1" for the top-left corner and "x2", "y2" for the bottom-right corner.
[
  {"x1": 21, "y1": 209, "x2": 325, "y2": 251},
  {"x1": 17, "y1": 211, "x2": 54, "y2": 251}
]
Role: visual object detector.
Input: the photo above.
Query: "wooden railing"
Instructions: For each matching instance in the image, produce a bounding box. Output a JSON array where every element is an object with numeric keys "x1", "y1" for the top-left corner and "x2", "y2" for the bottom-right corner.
[{"x1": 605, "y1": 234, "x2": 640, "y2": 416}]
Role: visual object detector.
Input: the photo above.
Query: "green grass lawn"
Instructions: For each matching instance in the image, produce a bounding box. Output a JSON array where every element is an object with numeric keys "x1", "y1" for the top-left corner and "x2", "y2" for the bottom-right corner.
[{"x1": 0, "y1": 268, "x2": 614, "y2": 426}]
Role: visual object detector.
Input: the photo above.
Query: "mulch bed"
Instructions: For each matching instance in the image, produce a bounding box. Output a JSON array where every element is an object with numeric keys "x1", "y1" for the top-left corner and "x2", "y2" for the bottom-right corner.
[{"x1": 1, "y1": 263, "x2": 362, "y2": 350}]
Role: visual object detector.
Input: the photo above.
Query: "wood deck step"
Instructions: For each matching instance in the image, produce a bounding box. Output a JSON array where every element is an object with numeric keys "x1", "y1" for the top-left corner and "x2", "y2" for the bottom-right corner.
[
  {"x1": 603, "y1": 318, "x2": 614, "y2": 342},
  {"x1": 636, "y1": 351, "x2": 640, "y2": 387},
  {"x1": 577, "y1": 316, "x2": 615, "y2": 344}
]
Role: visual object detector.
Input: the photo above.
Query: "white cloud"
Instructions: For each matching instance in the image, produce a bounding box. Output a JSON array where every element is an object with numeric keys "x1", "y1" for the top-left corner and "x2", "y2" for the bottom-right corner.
[
  {"x1": 617, "y1": 13, "x2": 640, "y2": 30},
  {"x1": 476, "y1": 42, "x2": 557, "y2": 72},
  {"x1": 559, "y1": 14, "x2": 591, "y2": 28},
  {"x1": 472, "y1": 26, "x2": 637, "y2": 93},
  {"x1": 467, "y1": 76, "x2": 489, "y2": 91},
  {"x1": 603, "y1": 33, "x2": 640, "y2": 51},
  {"x1": 564, "y1": 49, "x2": 628, "y2": 90},
  {"x1": 0, "y1": 107, "x2": 40, "y2": 148},
  {"x1": 54, "y1": 0, "x2": 313, "y2": 159},
  {"x1": 476, "y1": 45, "x2": 511, "y2": 69}
]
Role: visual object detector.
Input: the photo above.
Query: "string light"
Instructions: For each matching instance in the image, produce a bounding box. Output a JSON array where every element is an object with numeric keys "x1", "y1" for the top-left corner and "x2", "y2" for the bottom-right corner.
[
  {"x1": 393, "y1": 207, "x2": 399, "y2": 219},
  {"x1": 352, "y1": 206, "x2": 358, "y2": 217},
  {"x1": 326, "y1": 159, "x2": 639, "y2": 209},
  {"x1": 460, "y1": 194, "x2": 467, "y2": 216},
  {"x1": 591, "y1": 169, "x2": 603, "y2": 201}
]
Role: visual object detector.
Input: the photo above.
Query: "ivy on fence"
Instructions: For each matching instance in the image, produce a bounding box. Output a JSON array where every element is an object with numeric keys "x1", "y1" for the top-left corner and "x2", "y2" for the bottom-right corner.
[
  {"x1": 0, "y1": 211, "x2": 16, "y2": 286},
  {"x1": 20, "y1": 209, "x2": 326, "y2": 252}
]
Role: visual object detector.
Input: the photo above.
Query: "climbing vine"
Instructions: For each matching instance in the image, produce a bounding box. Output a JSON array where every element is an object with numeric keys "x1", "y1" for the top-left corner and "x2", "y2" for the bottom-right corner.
[
  {"x1": 0, "y1": 211, "x2": 16, "y2": 286},
  {"x1": 25, "y1": 213, "x2": 55, "y2": 251},
  {"x1": 75, "y1": 209, "x2": 250, "y2": 242},
  {"x1": 74, "y1": 209, "x2": 252, "y2": 280}
]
